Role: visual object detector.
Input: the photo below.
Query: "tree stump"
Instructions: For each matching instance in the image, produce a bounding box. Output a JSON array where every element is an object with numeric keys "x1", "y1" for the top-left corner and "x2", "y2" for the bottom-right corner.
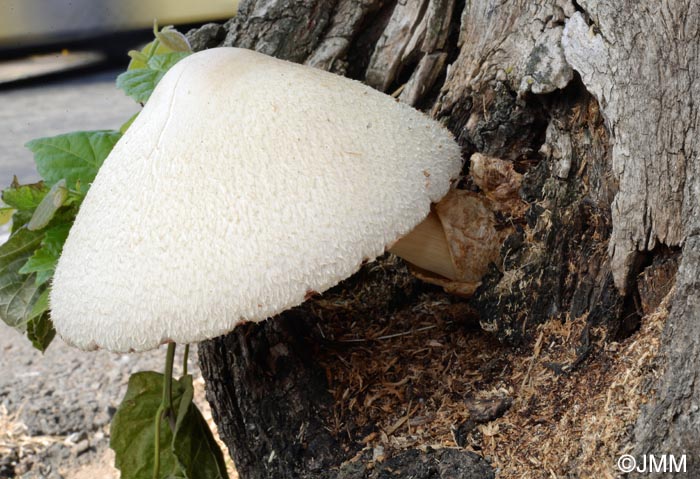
[{"x1": 189, "y1": 1, "x2": 700, "y2": 477}]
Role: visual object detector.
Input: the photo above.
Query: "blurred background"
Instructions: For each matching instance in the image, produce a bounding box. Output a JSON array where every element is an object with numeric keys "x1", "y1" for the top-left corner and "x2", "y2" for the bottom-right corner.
[
  {"x1": 1, "y1": 0, "x2": 235, "y2": 53},
  {"x1": 0, "y1": 0, "x2": 238, "y2": 241}
]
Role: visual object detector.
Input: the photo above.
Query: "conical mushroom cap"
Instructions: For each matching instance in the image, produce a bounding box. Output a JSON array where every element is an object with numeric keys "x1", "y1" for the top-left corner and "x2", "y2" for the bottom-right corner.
[{"x1": 51, "y1": 47, "x2": 462, "y2": 352}]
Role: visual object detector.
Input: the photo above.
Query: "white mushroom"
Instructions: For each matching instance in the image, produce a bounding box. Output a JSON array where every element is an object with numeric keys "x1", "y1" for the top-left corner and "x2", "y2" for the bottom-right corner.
[{"x1": 50, "y1": 47, "x2": 462, "y2": 353}]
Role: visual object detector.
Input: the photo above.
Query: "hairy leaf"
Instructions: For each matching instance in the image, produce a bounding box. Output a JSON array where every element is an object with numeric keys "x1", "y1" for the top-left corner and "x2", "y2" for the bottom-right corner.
[
  {"x1": 117, "y1": 68, "x2": 161, "y2": 103},
  {"x1": 0, "y1": 228, "x2": 45, "y2": 330},
  {"x1": 155, "y1": 28, "x2": 192, "y2": 53},
  {"x1": 127, "y1": 49, "x2": 151, "y2": 69},
  {"x1": 27, "y1": 179, "x2": 68, "y2": 231},
  {"x1": 117, "y1": 52, "x2": 191, "y2": 103},
  {"x1": 127, "y1": 24, "x2": 190, "y2": 71},
  {"x1": 148, "y1": 52, "x2": 191, "y2": 72},
  {"x1": 26, "y1": 130, "x2": 121, "y2": 192}
]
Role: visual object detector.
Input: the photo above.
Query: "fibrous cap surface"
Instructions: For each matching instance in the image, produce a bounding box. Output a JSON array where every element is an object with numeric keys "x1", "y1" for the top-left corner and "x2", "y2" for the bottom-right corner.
[{"x1": 51, "y1": 47, "x2": 462, "y2": 352}]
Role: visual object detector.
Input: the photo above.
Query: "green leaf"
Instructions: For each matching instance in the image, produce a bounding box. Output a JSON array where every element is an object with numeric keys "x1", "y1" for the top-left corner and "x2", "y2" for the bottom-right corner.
[
  {"x1": 26, "y1": 289, "x2": 54, "y2": 352},
  {"x1": 127, "y1": 49, "x2": 152, "y2": 70},
  {"x1": 127, "y1": 41, "x2": 168, "y2": 71},
  {"x1": 117, "y1": 68, "x2": 162, "y2": 103},
  {"x1": 11, "y1": 210, "x2": 33, "y2": 234},
  {"x1": 117, "y1": 52, "x2": 191, "y2": 103},
  {"x1": 172, "y1": 376, "x2": 229, "y2": 479},
  {"x1": 62, "y1": 188, "x2": 86, "y2": 209},
  {"x1": 127, "y1": 24, "x2": 189, "y2": 71},
  {"x1": 25, "y1": 130, "x2": 121, "y2": 191},
  {"x1": 27, "y1": 179, "x2": 68, "y2": 231},
  {"x1": 148, "y1": 52, "x2": 191, "y2": 72},
  {"x1": 111, "y1": 372, "x2": 187, "y2": 479},
  {"x1": 0, "y1": 228, "x2": 45, "y2": 330},
  {"x1": 27, "y1": 312, "x2": 55, "y2": 352},
  {"x1": 28, "y1": 287, "x2": 49, "y2": 320},
  {"x1": 111, "y1": 372, "x2": 229, "y2": 479},
  {"x1": 19, "y1": 248, "x2": 56, "y2": 285},
  {"x1": 19, "y1": 223, "x2": 70, "y2": 286},
  {"x1": 2, "y1": 181, "x2": 49, "y2": 211}
]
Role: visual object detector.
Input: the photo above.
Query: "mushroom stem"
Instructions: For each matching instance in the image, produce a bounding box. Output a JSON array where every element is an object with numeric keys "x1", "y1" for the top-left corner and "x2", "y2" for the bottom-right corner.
[{"x1": 389, "y1": 211, "x2": 458, "y2": 280}]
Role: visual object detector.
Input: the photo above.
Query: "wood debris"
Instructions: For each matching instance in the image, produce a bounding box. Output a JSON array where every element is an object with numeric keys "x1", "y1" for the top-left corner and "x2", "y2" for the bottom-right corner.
[{"x1": 313, "y1": 261, "x2": 671, "y2": 478}]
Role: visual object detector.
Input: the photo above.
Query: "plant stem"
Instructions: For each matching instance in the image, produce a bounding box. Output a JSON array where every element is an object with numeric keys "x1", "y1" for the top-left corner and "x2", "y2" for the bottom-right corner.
[
  {"x1": 182, "y1": 344, "x2": 190, "y2": 377},
  {"x1": 153, "y1": 343, "x2": 176, "y2": 479},
  {"x1": 163, "y1": 343, "x2": 176, "y2": 409},
  {"x1": 147, "y1": 39, "x2": 161, "y2": 60}
]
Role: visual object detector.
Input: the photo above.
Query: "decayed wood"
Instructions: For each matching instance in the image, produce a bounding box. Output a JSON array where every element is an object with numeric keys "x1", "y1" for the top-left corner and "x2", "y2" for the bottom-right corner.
[
  {"x1": 188, "y1": 0, "x2": 700, "y2": 476},
  {"x1": 561, "y1": 1, "x2": 700, "y2": 470},
  {"x1": 430, "y1": 0, "x2": 625, "y2": 345},
  {"x1": 633, "y1": 237, "x2": 700, "y2": 475},
  {"x1": 563, "y1": 3, "x2": 693, "y2": 294},
  {"x1": 189, "y1": 0, "x2": 459, "y2": 104},
  {"x1": 399, "y1": 52, "x2": 447, "y2": 106},
  {"x1": 197, "y1": 312, "x2": 344, "y2": 479}
]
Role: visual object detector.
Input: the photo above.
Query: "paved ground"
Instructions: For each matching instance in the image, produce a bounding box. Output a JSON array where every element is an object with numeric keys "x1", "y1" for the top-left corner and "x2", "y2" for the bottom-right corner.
[
  {"x1": 0, "y1": 321, "x2": 198, "y2": 479},
  {"x1": 0, "y1": 68, "x2": 201, "y2": 479},
  {"x1": 0, "y1": 68, "x2": 139, "y2": 187}
]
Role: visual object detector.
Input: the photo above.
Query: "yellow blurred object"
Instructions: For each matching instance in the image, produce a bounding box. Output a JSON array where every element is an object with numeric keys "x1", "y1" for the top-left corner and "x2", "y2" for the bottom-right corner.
[{"x1": 0, "y1": 208, "x2": 14, "y2": 226}]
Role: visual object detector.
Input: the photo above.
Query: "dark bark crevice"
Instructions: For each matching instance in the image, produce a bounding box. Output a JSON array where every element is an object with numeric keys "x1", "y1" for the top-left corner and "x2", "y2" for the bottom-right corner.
[
  {"x1": 344, "y1": 2, "x2": 397, "y2": 80},
  {"x1": 443, "y1": 77, "x2": 625, "y2": 346}
]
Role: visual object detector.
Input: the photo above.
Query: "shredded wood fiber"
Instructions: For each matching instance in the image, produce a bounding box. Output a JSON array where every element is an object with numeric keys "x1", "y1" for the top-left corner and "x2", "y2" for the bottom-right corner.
[{"x1": 313, "y1": 259, "x2": 669, "y2": 478}]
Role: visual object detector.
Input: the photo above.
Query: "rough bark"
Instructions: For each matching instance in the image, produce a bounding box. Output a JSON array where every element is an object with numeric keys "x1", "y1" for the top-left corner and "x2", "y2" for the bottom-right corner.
[
  {"x1": 562, "y1": 2, "x2": 693, "y2": 294},
  {"x1": 561, "y1": 2, "x2": 700, "y2": 475},
  {"x1": 187, "y1": 0, "x2": 700, "y2": 477},
  {"x1": 197, "y1": 310, "x2": 342, "y2": 477}
]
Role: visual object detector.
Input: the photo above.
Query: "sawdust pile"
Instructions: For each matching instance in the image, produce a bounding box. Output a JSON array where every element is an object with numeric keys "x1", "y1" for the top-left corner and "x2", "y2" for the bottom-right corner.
[
  {"x1": 315, "y1": 266, "x2": 670, "y2": 478},
  {"x1": 485, "y1": 292, "x2": 669, "y2": 478}
]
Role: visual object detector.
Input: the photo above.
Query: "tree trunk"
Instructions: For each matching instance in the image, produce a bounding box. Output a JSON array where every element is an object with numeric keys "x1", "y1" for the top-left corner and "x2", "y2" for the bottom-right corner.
[{"x1": 188, "y1": 1, "x2": 699, "y2": 477}]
